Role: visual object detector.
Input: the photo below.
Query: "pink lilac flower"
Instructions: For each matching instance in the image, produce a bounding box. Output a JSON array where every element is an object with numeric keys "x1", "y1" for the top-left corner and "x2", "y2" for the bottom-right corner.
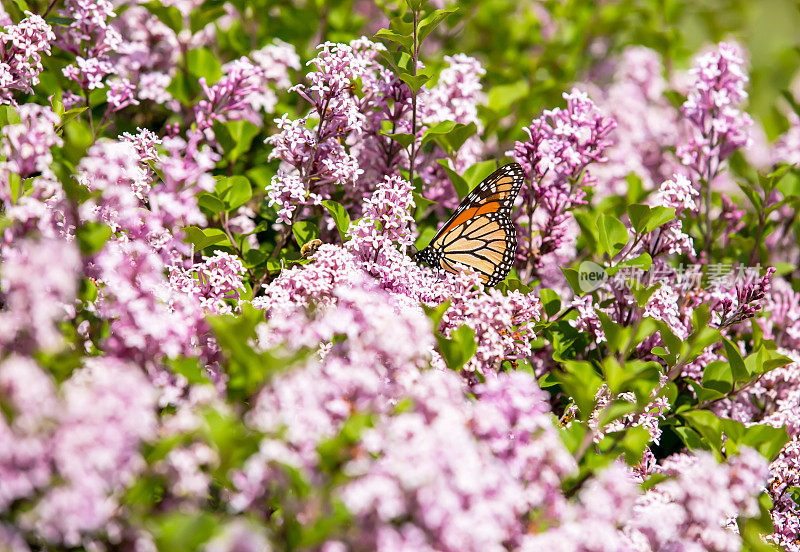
[
  {"x1": 0, "y1": 103, "x2": 62, "y2": 181},
  {"x1": 264, "y1": 38, "x2": 384, "y2": 226},
  {"x1": 0, "y1": 237, "x2": 81, "y2": 353},
  {"x1": 204, "y1": 520, "x2": 273, "y2": 552},
  {"x1": 0, "y1": 12, "x2": 56, "y2": 104},
  {"x1": 652, "y1": 173, "x2": 699, "y2": 213},
  {"x1": 712, "y1": 266, "x2": 775, "y2": 328},
  {"x1": 62, "y1": 56, "x2": 115, "y2": 90},
  {"x1": 169, "y1": 251, "x2": 247, "y2": 315},
  {"x1": 519, "y1": 462, "x2": 640, "y2": 552},
  {"x1": 417, "y1": 54, "x2": 487, "y2": 210},
  {"x1": 440, "y1": 269, "x2": 542, "y2": 375},
  {"x1": 773, "y1": 113, "x2": 800, "y2": 165},
  {"x1": 626, "y1": 449, "x2": 768, "y2": 552},
  {"x1": 89, "y1": 239, "x2": 206, "y2": 365},
  {"x1": 30, "y1": 359, "x2": 156, "y2": 546},
  {"x1": 106, "y1": 77, "x2": 139, "y2": 111},
  {"x1": 569, "y1": 294, "x2": 606, "y2": 343},
  {"x1": 588, "y1": 46, "x2": 680, "y2": 198},
  {"x1": 242, "y1": 39, "x2": 301, "y2": 115},
  {"x1": 678, "y1": 42, "x2": 752, "y2": 175},
  {"x1": 120, "y1": 127, "x2": 162, "y2": 164},
  {"x1": 195, "y1": 57, "x2": 264, "y2": 131},
  {"x1": 644, "y1": 285, "x2": 691, "y2": 339},
  {"x1": 0, "y1": 356, "x2": 59, "y2": 510},
  {"x1": 511, "y1": 89, "x2": 616, "y2": 273}
]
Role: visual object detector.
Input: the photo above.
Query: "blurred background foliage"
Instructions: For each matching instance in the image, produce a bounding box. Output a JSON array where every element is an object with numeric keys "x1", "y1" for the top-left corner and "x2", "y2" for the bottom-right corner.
[{"x1": 211, "y1": 0, "x2": 800, "y2": 140}]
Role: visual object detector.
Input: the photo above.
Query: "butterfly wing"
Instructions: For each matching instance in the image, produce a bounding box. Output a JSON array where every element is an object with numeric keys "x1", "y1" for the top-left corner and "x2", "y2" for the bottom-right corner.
[{"x1": 419, "y1": 163, "x2": 524, "y2": 286}]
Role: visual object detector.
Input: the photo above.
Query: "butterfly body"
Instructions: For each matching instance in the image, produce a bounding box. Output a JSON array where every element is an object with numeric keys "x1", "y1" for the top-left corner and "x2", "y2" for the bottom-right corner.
[{"x1": 416, "y1": 163, "x2": 524, "y2": 287}]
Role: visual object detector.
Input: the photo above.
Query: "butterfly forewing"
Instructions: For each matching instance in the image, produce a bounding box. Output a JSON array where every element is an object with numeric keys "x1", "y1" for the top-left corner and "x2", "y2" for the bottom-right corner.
[{"x1": 420, "y1": 163, "x2": 524, "y2": 287}]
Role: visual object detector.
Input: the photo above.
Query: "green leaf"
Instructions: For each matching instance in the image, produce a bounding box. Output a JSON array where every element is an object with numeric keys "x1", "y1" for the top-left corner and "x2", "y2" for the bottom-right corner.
[
  {"x1": 722, "y1": 337, "x2": 749, "y2": 384},
  {"x1": 165, "y1": 72, "x2": 193, "y2": 105},
  {"x1": 596, "y1": 214, "x2": 629, "y2": 258},
  {"x1": 415, "y1": 225, "x2": 437, "y2": 250},
  {"x1": 208, "y1": 304, "x2": 307, "y2": 401},
  {"x1": 615, "y1": 252, "x2": 652, "y2": 271},
  {"x1": 462, "y1": 160, "x2": 497, "y2": 190},
  {"x1": 186, "y1": 47, "x2": 222, "y2": 82},
  {"x1": 437, "y1": 324, "x2": 477, "y2": 371},
  {"x1": 142, "y1": 1, "x2": 183, "y2": 34},
  {"x1": 149, "y1": 512, "x2": 217, "y2": 552},
  {"x1": 77, "y1": 222, "x2": 112, "y2": 255},
  {"x1": 190, "y1": 1, "x2": 226, "y2": 34},
  {"x1": 487, "y1": 80, "x2": 528, "y2": 113},
  {"x1": 701, "y1": 360, "x2": 734, "y2": 393},
  {"x1": 561, "y1": 267, "x2": 583, "y2": 295},
  {"x1": 744, "y1": 346, "x2": 792, "y2": 378},
  {"x1": 183, "y1": 226, "x2": 228, "y2": 250},
  {"x1": 739, "y1": 423, "x2": 789, "y2": 460},
  {"x1": 242, "y1": 248, "x2": 267, "y2": 268},
  {"x1": 539, "y1": 288, "x2": 561, "y2": 318},
  {"x1": 292, "y1": 220, "x2": 320, "y2": 246},
  {"x1": 644, "y1": 206, "x2": 676, "y2": 232},
  {"x1": 417, "y1": 7, "x2": 459, "y2": 42},
  {"x1": 436, "y1": 159, "x2": 469, "y2": 198},
  {"x1": 373, "y1": 28, "x2": 413, "y2": 50},
  {"x1": 627, "y1": 204, "x2": 675, "y2": 234},
  {"x1": 399, "y1": 71, "x2": 432, "y2": 92},
  {"x1": 495, "y1": 278, "x2": 532, "y2": 295},
  {"x1": 379, "y1": 130, "x2": 415, "y2": 149},
  {"x1": 214, "y1": 120, "x2": 260, "y2": 163},
  {"x1": 422, "y1": 300, "x2": 450, "y2": 334},
  {"x1": 217, "y1": 176, "x2": 252, "y2": 210},
  {"x1": 322, "y1": 200, "x2": 351, "y2": 241},
  {"x1": 681, "y1": 410, "x2": 724, "y2": 457},
  {"x1": 627, "y1": 203, "x2": 652, "y2": 234},
  {"x1": 197, "y1": 192, "x2": 226, "y2": 213},
  {"x1": 557, "y1": 360, "x2": 603, "y2": 420},
  {"x1": 420, "y1": 121, "x2": 477, "y2": 154}
]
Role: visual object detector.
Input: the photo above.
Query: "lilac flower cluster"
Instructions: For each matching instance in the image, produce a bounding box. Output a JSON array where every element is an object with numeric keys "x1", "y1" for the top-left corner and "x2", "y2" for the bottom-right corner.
[
  {"x1": 169, "y1": 251, "x2": 246, "y2": 315},
  {"x1": 58, "y1": 0, "x2": 121, "y2": 94},
  {"x1": 678, "y1": 42, "x2": 753, "y2": 175},
  {"x1": 511, "y1": 89, "x2": 616, "y2": 277},
  {"x1": 0, "y1": 2, "x2": 798, "y2": 549},
  {"x1": 0, "y1": 13, "x2": 56, "y2": 104}
]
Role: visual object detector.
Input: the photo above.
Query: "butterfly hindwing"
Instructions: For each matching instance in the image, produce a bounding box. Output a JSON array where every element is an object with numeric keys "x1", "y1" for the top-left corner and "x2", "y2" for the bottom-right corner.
[{"x1": 418, "y1": 163, "x2": 523, "y2": 287}]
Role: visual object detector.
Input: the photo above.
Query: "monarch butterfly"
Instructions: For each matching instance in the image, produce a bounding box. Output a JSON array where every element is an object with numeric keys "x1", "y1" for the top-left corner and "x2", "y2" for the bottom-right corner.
[{"x1": 415, "y1": 163, "x2": 524, "y2": 287}]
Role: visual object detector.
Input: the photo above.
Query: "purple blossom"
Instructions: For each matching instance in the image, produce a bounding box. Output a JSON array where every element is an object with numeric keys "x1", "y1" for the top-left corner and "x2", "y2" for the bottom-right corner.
[
  {"x1": 0, "y1": 237, "x2": 81, "y2": 353},
  {"x1": 678, "y1": 42, "x2": 753, "y2": 173},
  {"x1": 106, "y1": 77, "x2": 139, "y2": 111},
  {"x1": 169, "y1": 251, "x2": 247, "y2": 315},
  {"x1": 0, "y1": 12, "x2": 56, "y2": 103},
  {"x1": 417, "y1": 54, "x2": 487, "y2": 210},
  {"x1": 0, "y1": 356, "x2": 58, "y2": 510},
  {"x1": 195, "y1": 57, "x2": 264, "y2": 131},
  {"x1": 713, "y1": 266, "x2": 776, "y2": 328},
  {"x1": 511, "y1": 89, "x2": 616, "y2": 273},
  {"x1": 0, "y1": 103, "x2": 62, "y2": 181},
  {"x1": 32, "y1": 359, "x2": 156, "y2": 546},
  {"x1": 588, "y1": 46, "x2": 680, "y2": 198},
  {"x1": 652, "y1": 173, "x2": 699, "y2": 213}
]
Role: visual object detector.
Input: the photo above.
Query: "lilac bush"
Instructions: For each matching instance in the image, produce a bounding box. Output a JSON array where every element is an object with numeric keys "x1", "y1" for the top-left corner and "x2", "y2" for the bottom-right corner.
[{"x1": 1, "y1": 1, "x2": 800, "y2": 551}]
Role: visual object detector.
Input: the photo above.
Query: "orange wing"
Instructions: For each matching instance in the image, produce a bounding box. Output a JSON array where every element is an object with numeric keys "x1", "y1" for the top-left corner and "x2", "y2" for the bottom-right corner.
[{"x1": 417, "y1": 163, "x2": 523, "y2": 287}]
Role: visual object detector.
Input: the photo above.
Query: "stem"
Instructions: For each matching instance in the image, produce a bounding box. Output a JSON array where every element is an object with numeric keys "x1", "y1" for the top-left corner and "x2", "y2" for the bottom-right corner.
[
  {"x1": 702, "y1": 131, "x2": 719, "y2": 258},
  {"x1": 83, "y1": 88, "x2": 94, "y2": 136},
  {"x1": 221, "y1": 211, "x2": 255, "y2": 281},
  {"x1": 407, "y1": 9, "x2": 419, "y2": 187},
  {"x1": 42, "y1": 0, "x2": 58, "y2": 17}
]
